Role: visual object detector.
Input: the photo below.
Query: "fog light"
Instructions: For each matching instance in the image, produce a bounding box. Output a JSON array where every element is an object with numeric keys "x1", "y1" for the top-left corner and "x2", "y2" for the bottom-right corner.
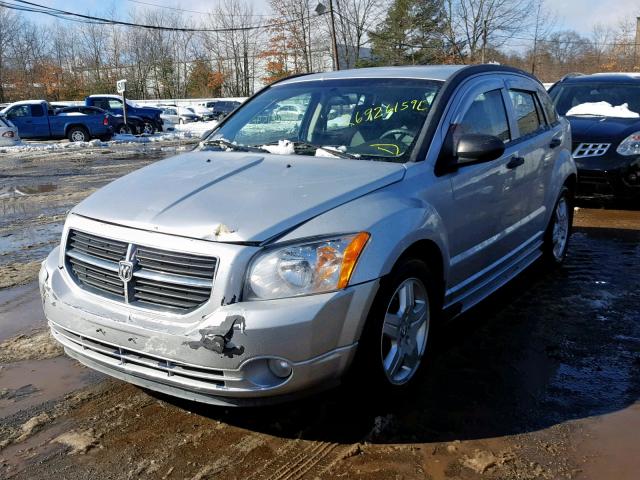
[
  {"x1": 628, "y1": 172, "x2": 638, "y2": 184},
  {"x1": 268, "y1": 358, "x2": 292, "y2": 378}
]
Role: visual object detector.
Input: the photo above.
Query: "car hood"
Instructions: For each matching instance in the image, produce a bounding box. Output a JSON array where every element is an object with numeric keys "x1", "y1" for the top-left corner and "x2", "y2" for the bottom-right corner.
[
  {"x1": 567, "y1": 116, "x2": 640, "y2": 143},
  {"x1": 72, "y1": 151, "x2": 406, "y2": 243}
]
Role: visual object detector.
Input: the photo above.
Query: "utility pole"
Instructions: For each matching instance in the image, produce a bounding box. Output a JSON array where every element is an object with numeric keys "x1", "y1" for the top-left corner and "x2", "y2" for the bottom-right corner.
[
  {"x1": 481, "y1": 19, "x2": 488, "y2": 63},
  {"x1": 531, "y1": 1, "x2": 541, "y2": 74},
  {"x1": 329, "y1": 0, "x2": 340, "y2": 70},
  {"x1": 316, "y1": 1, "x2": 340, "y2": 71}
]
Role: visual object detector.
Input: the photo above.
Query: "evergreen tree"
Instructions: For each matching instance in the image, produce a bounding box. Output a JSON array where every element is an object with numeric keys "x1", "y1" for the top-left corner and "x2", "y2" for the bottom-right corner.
[{"x1": 369, "y1": 0, "x2": 445, "y2": 66}]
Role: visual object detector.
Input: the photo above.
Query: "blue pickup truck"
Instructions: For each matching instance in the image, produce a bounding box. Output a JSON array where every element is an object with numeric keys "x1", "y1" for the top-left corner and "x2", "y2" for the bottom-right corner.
[
  {"x1": 85, "y1": 95, "x2": 164, "y2": 134},
  {"x1": 0, "y1": 100, "x2": 114, "y2": 142}
]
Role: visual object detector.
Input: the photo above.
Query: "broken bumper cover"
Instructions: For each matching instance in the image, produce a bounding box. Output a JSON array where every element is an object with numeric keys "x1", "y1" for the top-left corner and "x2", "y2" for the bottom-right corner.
[{"x1": 40, "y1": 247, "x2": 379, "y2": 406}]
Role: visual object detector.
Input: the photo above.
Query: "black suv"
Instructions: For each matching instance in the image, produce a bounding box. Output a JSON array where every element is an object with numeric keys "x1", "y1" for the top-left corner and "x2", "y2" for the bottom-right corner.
[
  {"x1": 210, "y1": 100, "x2": 241, "y2": 120},
  {"x1": 549, "y1": 73, "x2": 640, "y2": 199}
]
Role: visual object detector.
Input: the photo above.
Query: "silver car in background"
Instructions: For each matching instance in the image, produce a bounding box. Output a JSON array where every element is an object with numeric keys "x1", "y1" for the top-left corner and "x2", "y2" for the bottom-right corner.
[
  {"x1": 0, "y1": 115, "x2": 20, "y2": 146},
  {"x1": 40, "y1": 65, "x2": 576, "y2": 406}
]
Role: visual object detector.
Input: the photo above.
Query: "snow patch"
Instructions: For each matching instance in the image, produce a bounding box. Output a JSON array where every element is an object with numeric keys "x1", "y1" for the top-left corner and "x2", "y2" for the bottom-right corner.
[
  {"x1": 566, "y1": 101, "x2": 640, "y2": 118},
  {"x1": 261, "y1": 139, "x2": 295, "y2": 155}
]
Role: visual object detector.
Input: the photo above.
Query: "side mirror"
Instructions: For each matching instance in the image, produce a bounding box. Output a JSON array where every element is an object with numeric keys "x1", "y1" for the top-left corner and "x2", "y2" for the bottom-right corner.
[{"x1": 455, "y1": 134, "x2": 505, "y2": 165}]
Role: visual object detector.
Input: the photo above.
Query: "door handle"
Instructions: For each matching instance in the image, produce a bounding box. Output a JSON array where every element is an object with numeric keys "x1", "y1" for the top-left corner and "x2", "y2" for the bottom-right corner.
[
  {"x1": 506, "y1": 156, "x2": 525, "y2": 169},
  {"x1": 549, "y1": 138, "x2": 561, "y2": 148}
]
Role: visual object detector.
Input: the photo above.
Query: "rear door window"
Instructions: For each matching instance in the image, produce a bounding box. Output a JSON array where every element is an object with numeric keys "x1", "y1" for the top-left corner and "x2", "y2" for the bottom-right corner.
[
  {"x1": 539, "y1": 92, "x2": 558, "y2": 124},
  {"x1": 508, "y1": 90, "x2": 544, "y2": 137},
  {"x1": 458, "y1": 89, "x2": 511, "y2": 142},
  {"x1": 31, "y1": 104, "x2": 45, "y2": 117}
]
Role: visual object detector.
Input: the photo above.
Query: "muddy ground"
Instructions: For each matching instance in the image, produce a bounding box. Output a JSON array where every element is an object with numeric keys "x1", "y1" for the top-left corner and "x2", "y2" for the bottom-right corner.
[{"x1": 0, "y1": 144, "x2": 638, "y2": 480}]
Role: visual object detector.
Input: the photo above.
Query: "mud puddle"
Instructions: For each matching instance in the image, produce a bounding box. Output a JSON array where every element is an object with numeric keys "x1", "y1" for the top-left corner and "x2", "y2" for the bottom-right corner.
[
  {"x1": 0, "y1": 357, "x2": 98, "y2": 418},
  {"x1": 0, "y1": 283, "x2": 44, "y2": 341},
  {"x1": 0, "y1": 223, "x2": 62, "y2": 266}
]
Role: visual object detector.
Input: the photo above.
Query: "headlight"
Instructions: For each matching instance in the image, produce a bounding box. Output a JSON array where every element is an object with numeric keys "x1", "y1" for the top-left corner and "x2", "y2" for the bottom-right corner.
[
  {"x1": 616, "y1": 132, "x2": 640, "y2": 156},
  {"x1": 244, "y1": 232, "x2": 370, "y2": 301}
]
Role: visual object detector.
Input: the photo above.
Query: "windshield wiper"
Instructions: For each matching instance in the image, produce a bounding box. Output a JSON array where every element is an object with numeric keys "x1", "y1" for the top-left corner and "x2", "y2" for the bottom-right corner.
[
  {"x1": 202, "y1": 138, "x2": 268, "y2": 153},
  {"x1": 259, "y1": 140, "x2": 359, "y2": 159}
]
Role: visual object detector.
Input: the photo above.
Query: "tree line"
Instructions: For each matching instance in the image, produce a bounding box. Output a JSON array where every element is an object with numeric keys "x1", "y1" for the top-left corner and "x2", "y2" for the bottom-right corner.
[{"x1": 0, "y1": 0, "x2": 638, "y2": 103}]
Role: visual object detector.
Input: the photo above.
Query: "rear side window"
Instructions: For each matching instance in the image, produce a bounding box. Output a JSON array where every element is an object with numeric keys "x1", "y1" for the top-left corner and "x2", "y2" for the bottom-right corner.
[
  {"x1": 508, "y1": 90, "x2": 544, "y2": 137},
  {"x1": 31, "y1": 104, "x2": 44, "y2": 117},
  {"x1": 458, "y1": 89, "x2": 511, "y2": 142},
  {"x1": 539, "y1": 92, "x2": 558, "y2": 124}
]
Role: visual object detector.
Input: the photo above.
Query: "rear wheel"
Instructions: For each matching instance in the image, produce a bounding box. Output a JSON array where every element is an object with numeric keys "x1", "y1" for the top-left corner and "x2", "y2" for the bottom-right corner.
[
  {"x1": 142, "y1": 121, "x2": 155, "y2": 134},
  {"x1": 543, "y1": 186, "x2": 573, "y2": 265},
  {"x1": 67, "y1": 126, "x2": 89, "y2": 142},
  {"x1": 351, "y1": 258, "x2": 437, "y2": 392}
]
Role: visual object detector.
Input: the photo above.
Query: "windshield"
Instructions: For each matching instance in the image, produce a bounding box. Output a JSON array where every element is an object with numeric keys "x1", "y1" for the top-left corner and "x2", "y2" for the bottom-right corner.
[
  {"x1": 203, "y1": 78, "x2": 442, "y2": 162},
  {"x1": 550, "y1": 83, "x2": 640, "y2": 117}
]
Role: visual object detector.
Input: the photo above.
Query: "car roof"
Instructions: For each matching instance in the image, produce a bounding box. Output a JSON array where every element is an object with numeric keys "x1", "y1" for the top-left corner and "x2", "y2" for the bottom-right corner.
[
  {"x1": 560, "y1": 72, "x2": 640, "y2": 84},
  {"x1": 88, "y1": 94, "x2": 124, "y2": 99},
  {"x1": 4, "y1": 100, "x2": 47, "y2": 106},
  {"x1": 277, "y1": 65, "x2": 469, "y2": 85}
]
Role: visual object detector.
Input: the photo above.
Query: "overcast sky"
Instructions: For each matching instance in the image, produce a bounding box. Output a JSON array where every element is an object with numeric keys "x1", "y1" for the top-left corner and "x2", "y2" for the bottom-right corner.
[{"x1": 38, "y1": 0, "x2": 640, "y2": 35}]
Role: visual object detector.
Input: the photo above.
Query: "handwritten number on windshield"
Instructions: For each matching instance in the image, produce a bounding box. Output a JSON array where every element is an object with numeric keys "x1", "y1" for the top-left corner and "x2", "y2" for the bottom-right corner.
[{"x1": 350, "y1": 100, "x2": 429, "y2": 126}]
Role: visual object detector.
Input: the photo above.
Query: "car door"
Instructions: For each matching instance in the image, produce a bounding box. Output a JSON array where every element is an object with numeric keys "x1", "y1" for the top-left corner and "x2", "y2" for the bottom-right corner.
[
  {"x1": 28, "y1": 104, "x2": 50, "y2": 137},
  {"x1": 5, "y1": 105, "x2": 33, "y2": 137},
  {"x1": 503, "y1": 76, "x2": 560, "y2": 239},
  {"x1": 439, "y1": 78, "x2": 528, "y2": 293}
]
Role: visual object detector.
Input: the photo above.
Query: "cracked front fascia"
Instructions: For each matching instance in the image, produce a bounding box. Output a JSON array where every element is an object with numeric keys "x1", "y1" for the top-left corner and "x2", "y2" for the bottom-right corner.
[{"x1": 183, "y1": 314, "x2": 247, "y2": 357}]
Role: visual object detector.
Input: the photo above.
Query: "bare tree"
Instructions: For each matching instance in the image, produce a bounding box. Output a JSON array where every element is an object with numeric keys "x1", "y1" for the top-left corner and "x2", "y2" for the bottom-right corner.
[
  {"x1": 444, "y1": 0, "x2": 534, "y2": 62},
  {"x1": 332, "y1": 0, "x2": 381, "y2": 68}
]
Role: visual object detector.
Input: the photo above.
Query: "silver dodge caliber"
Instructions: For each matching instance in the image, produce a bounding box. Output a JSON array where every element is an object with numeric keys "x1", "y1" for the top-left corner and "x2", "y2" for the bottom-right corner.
[{"x1": 40, "y1": 65, "x2": 576, "y2": 406}]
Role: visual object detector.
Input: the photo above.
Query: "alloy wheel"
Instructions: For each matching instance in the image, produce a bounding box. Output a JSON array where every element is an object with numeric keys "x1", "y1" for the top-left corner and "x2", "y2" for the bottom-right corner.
[
  {"x1": 380, "y1": 277, "x2": 430, "y2": 385},
  {"x1": 552, "y1": 197, "x2": 569, "y2": 261}
]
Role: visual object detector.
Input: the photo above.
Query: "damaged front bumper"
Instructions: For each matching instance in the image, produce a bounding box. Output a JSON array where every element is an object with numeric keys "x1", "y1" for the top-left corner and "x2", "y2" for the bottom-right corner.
[{"x1": 40, "y1": 246, "x2": 379, "y2": 406}]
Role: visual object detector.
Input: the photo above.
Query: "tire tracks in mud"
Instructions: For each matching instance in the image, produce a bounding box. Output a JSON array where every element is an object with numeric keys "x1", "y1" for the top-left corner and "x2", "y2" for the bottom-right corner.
[{"x1": 253, "y1": 439, "x2": 342, "y2": 480}]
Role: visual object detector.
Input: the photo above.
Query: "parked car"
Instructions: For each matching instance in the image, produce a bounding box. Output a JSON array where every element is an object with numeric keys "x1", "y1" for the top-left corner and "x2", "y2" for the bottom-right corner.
[
  {"x1": 0, "y1": 115, "x2": 20, "y2": 146},
  {"x1": 56, "y1": 105, "x2": 145, "y2": 135},
  {"x1": 178, "y1": 106, "x2": 202, "y2": 123},
  {"x1": 197, "y1": 100, "x2": 241, "y2": 121},
  {"x1": 160, "y1": 106, "x2": 200, "y2": 125},
  {"x1": 40, "y1": 65, "x2": 575, "y2": 406},
  {"x1": 85, "y1": 95, "x2": 164, "y2": 134},
  {"x1": 548, "y1": 72, "x2": 640, "y2": 199},
  {"x1": 274, "y1": 103, "x2": 304, "y2": 121},
  {"x1": 0, "y1": 100, "x2": 113, "y2": 141},
  {"x1": 191, "y1": 104, "x2": 217, "y2": 121}
]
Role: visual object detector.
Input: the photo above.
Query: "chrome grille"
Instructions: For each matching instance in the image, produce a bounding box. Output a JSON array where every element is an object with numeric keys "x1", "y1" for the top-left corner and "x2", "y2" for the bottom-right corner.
[
  {"x1": 65, "y1": 229, "x2": 217, "y2": 311},
  {"x1": 573, "y1": 142, "x2": 610, "y2": 159}
]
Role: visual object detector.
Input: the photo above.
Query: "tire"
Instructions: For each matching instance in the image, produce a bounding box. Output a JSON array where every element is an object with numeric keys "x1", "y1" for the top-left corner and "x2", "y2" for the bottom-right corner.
[
  {"x1": 142, "y1": 121, "x2": 155, "y2": 135},
  {"x1": 543, "y1": 186, "x2": 573, "y2": 265},
  {"x1": 116, "y1": 124, "x2": 131, "y2": 135},
  {"x1": 67, "y1": 126, "x2": 89, "y2": 142},
  {"x1": 350, "y1": 258, "x2": 438, "y2": 393}
]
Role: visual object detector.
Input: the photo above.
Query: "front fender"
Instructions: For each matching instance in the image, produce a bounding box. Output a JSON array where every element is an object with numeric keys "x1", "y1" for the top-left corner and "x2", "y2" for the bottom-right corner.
[{"x1": 277, "y1": 183, "x2": 450, "y2": 285}]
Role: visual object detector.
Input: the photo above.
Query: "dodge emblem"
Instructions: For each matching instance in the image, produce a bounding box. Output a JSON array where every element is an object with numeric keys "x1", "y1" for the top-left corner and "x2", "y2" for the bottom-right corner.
[{"x1": 118, "y1": 260, "x2": 134, "y2": 282}]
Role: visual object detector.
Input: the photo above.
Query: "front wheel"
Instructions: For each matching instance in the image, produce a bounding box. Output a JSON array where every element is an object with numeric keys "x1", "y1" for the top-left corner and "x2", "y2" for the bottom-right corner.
[
  {"x1": 351, "y1": 258, "x2": 437, "y2": 392},
  {"x1": 142, "y1": 121, "x2": 155, "y2": 135},
  {"x1": 543, "y1": 186, "x2": 573, "y2": 265},
  {"x1": 116, "y1": 124, "x2": 131, "y2": 135}
]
